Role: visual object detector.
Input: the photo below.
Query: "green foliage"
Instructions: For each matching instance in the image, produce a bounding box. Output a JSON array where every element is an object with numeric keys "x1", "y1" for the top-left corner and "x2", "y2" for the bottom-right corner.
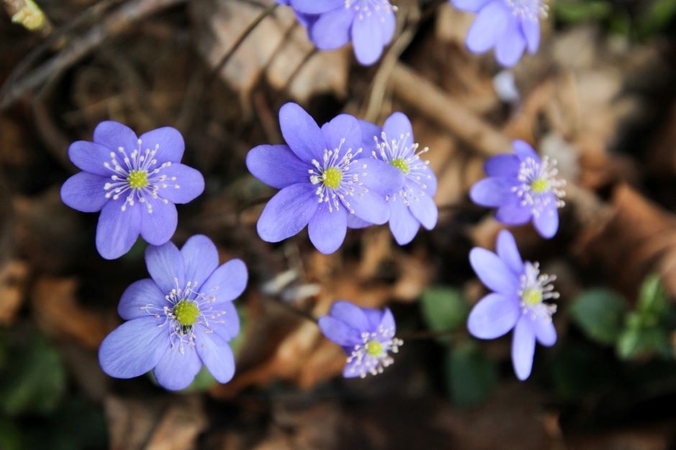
[
  {"x1": 554, "y1": 0, "x2": 613, "y2": 23},
  {"x1": 420, "y1": 287, "x2": 469, "y2": 339},
  {"x1": 0, "y1": 332, "x2": 66, "y2": 416},
  {"x1": 569, "y1": 289, "x2": 627, "y2": 345},
  {"x1": 0, "y1": 419, "x2": 22, "y2": 450},
  {"x1": 445, "y1": 342, "x2": 498, "y2": 408},
  {"x1": 550, "y1": 343, "x2": 617, "y2": 401}
]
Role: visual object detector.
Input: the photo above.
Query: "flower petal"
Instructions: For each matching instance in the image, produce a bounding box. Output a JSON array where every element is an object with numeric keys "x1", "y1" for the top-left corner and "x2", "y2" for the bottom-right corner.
[
  {"x1": 469, "y1": 247, "x2": 520, "y2": 294},
  {"x1": 321, "y1": 114, "x2": 362, "y2": 155},
  {"x1": 139, "y1": 126, "x2": 185, "y2": 163},
  {"x1": 209, "y1": 302, "x2": 240, "y2": 341},
  {"x1": 291, "y1": 0, "x2": 340, "y2": 14},
  {"x1": 98, "y1": 316, "x2": 168, "y2": 379},
  {"x1": 356, "y1": 158, "x2": 405, "y2": 196},
  {"x1": 309, "y1": 7, "x2": 352, "y2": 50},
  {"x1": 512, "y1": 317, "x2": 536, "y2": 380},
  {"x1": 484, "y1": 154, "x2": 520, "y2": 177},
  {"x1": 157, "y1": 163, "x2": 205, "y2": 204},
  {"x1": 533, "y1": 202, "x2": 559, "y2": 238},
  {"x1": 466, "y1": 1, "x2": 509, "y2": 53},
  {"x1": 470, "y1": 177, "x2": 515, "y2": 207},
  {"x1": 257, "y1": 183, "x2": 317, "y2": 242},
  {"x1": 145, "y1": 240, "x2": 184, "y2": 294},
  {"x1": 196, "y1": 332, "x2": 235, "y2": 383},
  {"x1": 308, "y1": 204, "x2": 347, "y2": 254},
  {"x1": 512, "y1": 140, "x2": 539, "y2": 161},
  {"x1": 246, "y1": 144, "x2": 309, "y2": 189},
  {"x1": 279, "y1": 103, "x2": 326, "y2": 164},
  {"x1": 495, "y1": 17, "x2": 526, "y2": 67},
  {"x1": 452, "y1": 0, "x2": 493, "y2": 12},
  {"x1": 521, "y1": 19, "x2": 540, "y2": 53},
  {"x1": 93, "y1": 121, "x2": 138, "y2": 154},
  {"x1": 383, "y1": 112, "x2": 413, "y2": 139},
  {"x1": 139, "y1": 197, "x2": 177, "y2": 246},
  {"x1": 467, "y1": 293, "x2": 520, "y2": 339},
  {"x1": 533, "y1": 318, "x2": 557, "y2": 346},
  {"x1": 349, "y1": 189, "x2": 390, "y2": 225},
  {"x1": 346, "y1": 214, "x2": 372, "y2": 229},
  {"x1": 318, "y1": 316, "x2": 362, "y2": 346},
  {"x1": 95, "y1": 200, "x2": 142, "y2": 260},
  {"x1": 379, "y1": 9, "x2": 396, "y2": 45},
  {"x1": 60, "y1": 172, "x2": 109, "y2": 212},
  {"x1": 330, "y1": 300, "x2": 370, "y2": 331},
  {"x1": 408, "y1": 192, "x2": 437, "y2": 230},
  {"x1": 363, "y1": 308, "x2": 384, "y2": 330},
  {"x1": 181, "y1": 235, "x2": 219, "y2": 288},
  {"x1": 200, "y1": 258, "x2": 248, "y2": 303},
  {"x1": 153, "y1": 346, "x2": 202, "y2": 391},
  {"x1": 352, "y1": 12, "x2": 384, "y2": 65},
  {"x1": 380, "y1": 307, "x2": 396, "y2": 332},
  {"x1": 358, "y1": 119, "x2": 382, "y2": 150},
  {"x1": 118, "y1": 279, "x2": 166, "y2": 320},
  {"x1": 495, "y1": 201, "x2": 532, "y2": 225},
  {"x1": 388, "y1": 197, "x2": 420, "y2": 245},
  {"x1": 496, "y1": 230, "x2": 523, "y2": 275},
  {"x1": 68, "y1": 141, "x2": 115, "y2": 176}
]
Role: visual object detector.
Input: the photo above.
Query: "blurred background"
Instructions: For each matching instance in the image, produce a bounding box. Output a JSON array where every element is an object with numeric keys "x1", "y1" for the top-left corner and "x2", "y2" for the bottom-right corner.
[{"x1": 1, "y1": 0, "x2": 676, "y2": 448}]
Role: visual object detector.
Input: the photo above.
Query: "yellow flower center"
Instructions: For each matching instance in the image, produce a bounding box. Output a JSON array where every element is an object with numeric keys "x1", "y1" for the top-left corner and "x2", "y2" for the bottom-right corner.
[
  {"x1": 521, "y1": 288, "x2": 543, "y2": 306},
  {"x1": 174, "y1": 300, "x2": 199, "y2": 326},
  {"x1": 365, "y1": 340, "x2": 383, "y2": 357},
  {"x1": 322, "y1": 167, "x2": 343, "y2": 189},
  {"x1": 390, "y1": 158, "x2": 410, "y2": 175},
  {"x1": 530, "y1": 178, "x2": 549, "y2": 194},
  {"x1": 128, "y1": 170, "x2": 149, "y2": 189}
]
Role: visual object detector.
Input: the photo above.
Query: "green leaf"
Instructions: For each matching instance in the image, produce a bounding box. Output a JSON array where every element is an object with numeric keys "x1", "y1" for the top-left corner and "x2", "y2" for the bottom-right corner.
[
  {"x1": 445, "y1": 342, "x2": 497, "y2": 408},
  {"x1": 554, "y1": 0, "x2": 613, "y2": 23},
  {"x1": 617, "y1": 324, "x2": 671, "y2": 360},
  {"x1": 638, "y1": 0, "x2": 676, "y2": 37},
  {"x1": 0, "y1": 333, "x2": 66, "y2": 416},
  {"x1": 570, "y1": 289, "x2": 628, "y2": 345},
  {"x1": 637, "y1": 273, "x2": 669, "y2": 318},
  {"x1": 0, "y1": 418, "x2": 22, "y2": 450},
  {"x1": 420, "y1": 287, "x2": 469, "y2": 336}
]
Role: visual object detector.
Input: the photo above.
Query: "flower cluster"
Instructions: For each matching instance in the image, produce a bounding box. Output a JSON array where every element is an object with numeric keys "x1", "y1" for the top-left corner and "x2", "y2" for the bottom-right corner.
[
  {"x1": 247, "y1": 104, "x2": 439, "y2": 252},
  {"x1": 470, "y1": 140, "x2": 565, "y2": 239},
  {"x1": 468, "y1": 230, "x2": 558, "y2": 380},
  {"x1": 278, "y1": 0, "x2": 397, "y2": 66},
  {"x1": 99, "y1": 235, "x2": 247, "y2": 390},
  {"x1": 319, "y1": 301, "x2": 403, "y2": 378},
  {"x1": 61, "y1": 121, "x2": 205, "y2": 259},
  {"x1": 450, "y1": 0, "x2": 545, "y2": 66}
]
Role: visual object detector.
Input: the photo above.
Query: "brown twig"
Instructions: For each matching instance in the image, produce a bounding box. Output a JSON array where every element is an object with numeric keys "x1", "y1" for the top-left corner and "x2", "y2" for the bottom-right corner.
[
  {"x1": 0, "y1": 0, "x2": 185, "y2": 110},
  {"x1": 389, "y1": 63, "x2": 513, "y2": 157}
]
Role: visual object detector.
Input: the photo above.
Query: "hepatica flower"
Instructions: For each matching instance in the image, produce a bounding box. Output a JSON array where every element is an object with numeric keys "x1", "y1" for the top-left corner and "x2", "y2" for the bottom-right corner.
[
  {"x1": 286, "y1": 0, "x2": 396, "y2": 65},
  {"x1": 60, "y1": 121, "x2": 205, "y2": 259},
  {"x1": 319, "y1": 301, "x2": 403, "y2": 378},
  {"x1": 246, "y1": 102, "x2": 403, "y2": 254},
  {"x1": 451, "y1": 0, "x2": 546, "y2": 66},
  {"x1": 470, "y1": 140, "x2": 565, "y2": 238},
  {"x1": 99, "y1": 235, "x2": 246, "y2": 390},
  {"x1": 360, "y1": 112, "x2": 438, "y2": 245},
  {"x1": 468, "y1": 230, "x2": 558, "y2": 380}
]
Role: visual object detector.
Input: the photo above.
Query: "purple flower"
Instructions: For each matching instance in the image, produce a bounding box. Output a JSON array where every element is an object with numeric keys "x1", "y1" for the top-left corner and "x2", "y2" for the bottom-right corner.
[
  {"x1": 319, "y1": 301, "x2": 403, "y2": 378},
  {"x1": 276, "y1": 0, "x2": 315, "y2": 27},
  {"x1": 467, "y1": 230, "x2": 558, "y2": 380},
  {"x1": 285, "y1": 0, "x2": 396, "y2": 66},
  {"x1": 470, "y1": 140, "x2": 565, "y2": 239},
  {"x1": 360, "y1": 112, "x2": 438, "y2": 245},
  {"x1": 60, "y1": 121, "x2": 205, "y2": 259},
  {"x1": 451, "y1": 0, "x2": 545, "y2": 66},
  {"x1": 246, "y1": 102, "x2": 404, "y2": 254},
  {"x1": 98, "y1": 235, "x2": 246, "y2": 391}
]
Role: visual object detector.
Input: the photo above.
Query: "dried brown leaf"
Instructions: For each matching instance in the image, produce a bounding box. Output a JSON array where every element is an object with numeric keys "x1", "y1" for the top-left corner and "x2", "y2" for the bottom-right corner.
[{"x1": 0, "y1": 260, "x2": 28, "y2": 325}]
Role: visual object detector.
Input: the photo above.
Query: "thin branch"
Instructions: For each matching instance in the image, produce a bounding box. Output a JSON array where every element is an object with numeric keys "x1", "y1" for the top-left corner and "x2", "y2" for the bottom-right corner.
[
  {"x1": 207, "y1": 2, "x2": 279, "y2": 85},
  {"x1": 0, "y1": 0, "x2": 185, "y2": 110}
]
